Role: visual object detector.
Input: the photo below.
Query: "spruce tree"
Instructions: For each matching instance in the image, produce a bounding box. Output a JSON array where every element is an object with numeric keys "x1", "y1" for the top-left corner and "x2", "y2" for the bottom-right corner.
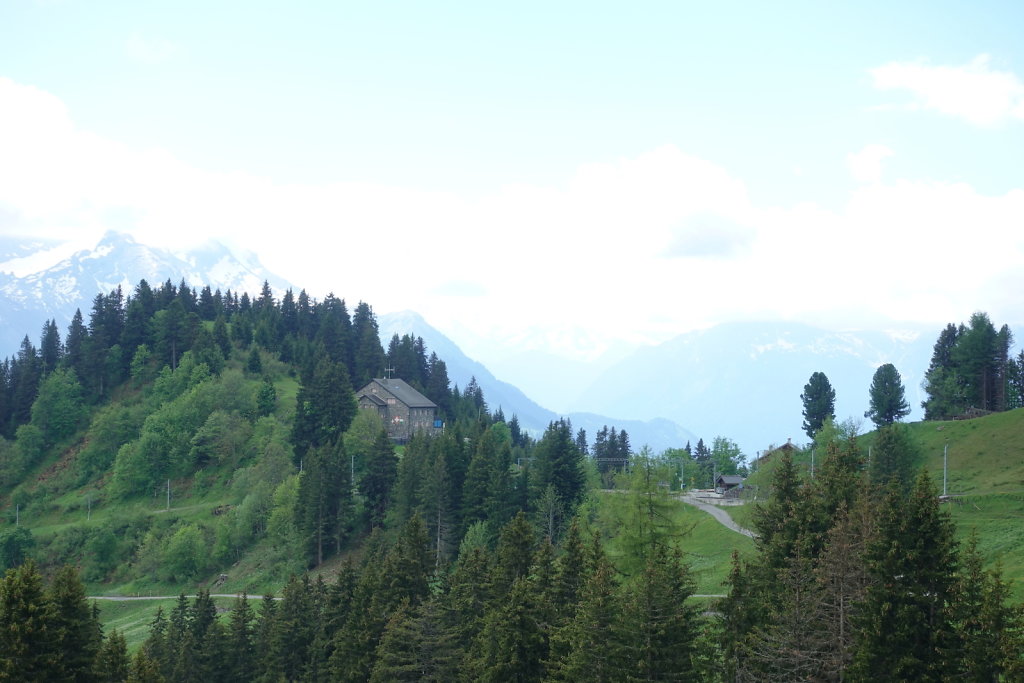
[
  {"x1": 224, "y1": 594, "x2": 256, "y2": 683},
  {"x1": 950, "y1": 534, "x2": 1024, "y2": 680},
  {"x1": 0, "y1": 561, "x2": 59, "y2": 680},
  {"x1": 470, "y1": 575, "x2": 548, "y2": 683},
  {"x1": 369, "y1": 598, "x2": 462, "y2": 683},
  {"x1": 361, "y1": 430, "x2": 398, "y2": 528},
  {"x1": 47, "y1": 565, "x2": 102, "y2": 681},
  {"x1": 853, "y1": 472, "x2": 959, "y2": 680},
  {"x1": 546, "y1": 554, "x2": 621, "y2": 682},
  {"x1": 291, "y1": 354, "x2": 358, "y2": 457},
  {"x1": 616, "y1": 545, "x2": 698, "y2": 681},
  {"x1": 94, "y1": 628, "x2": 130, "y2": 682}
]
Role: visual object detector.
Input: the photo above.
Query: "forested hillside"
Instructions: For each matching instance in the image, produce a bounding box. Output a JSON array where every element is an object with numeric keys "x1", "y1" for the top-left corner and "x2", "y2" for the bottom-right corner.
[{"x1": 0, "y1": 279, "x2": 1022, "y2": 680}]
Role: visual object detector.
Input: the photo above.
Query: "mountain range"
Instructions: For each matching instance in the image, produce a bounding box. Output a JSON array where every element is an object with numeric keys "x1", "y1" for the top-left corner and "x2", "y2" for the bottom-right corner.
[
  {"x1": 2, "y1": 231, "x2": 1017, "y2": 456},
  {"x1": 0, "y1": 231, "x2": 287, "y2": 354}
]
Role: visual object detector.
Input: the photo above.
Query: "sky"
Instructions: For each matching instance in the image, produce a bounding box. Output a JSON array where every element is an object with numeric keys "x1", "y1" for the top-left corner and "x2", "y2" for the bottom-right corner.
[{"x1": 1, "y1": 0, "x2": 1023, "y2": 362}]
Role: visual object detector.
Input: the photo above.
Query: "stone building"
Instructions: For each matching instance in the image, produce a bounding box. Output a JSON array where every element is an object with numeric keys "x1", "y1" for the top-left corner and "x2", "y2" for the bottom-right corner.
[{"x1": 356, "y1": 377, "x2": 441, "y2": 442}]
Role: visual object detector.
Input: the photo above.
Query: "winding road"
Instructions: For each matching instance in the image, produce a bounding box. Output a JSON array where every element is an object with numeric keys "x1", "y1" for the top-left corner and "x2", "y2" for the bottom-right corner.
[{"x1": 679, "y1": 493, "x2": 758, "y2": 539}]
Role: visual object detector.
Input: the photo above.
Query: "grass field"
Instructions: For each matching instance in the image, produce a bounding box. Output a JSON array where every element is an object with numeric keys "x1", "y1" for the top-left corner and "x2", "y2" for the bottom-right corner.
[
  {"x1": 92, "y1": 596, "x2": 240, "y2": 652},
  {"x1": 595, "y1": 490, "x2": 756, "y2": 596}
]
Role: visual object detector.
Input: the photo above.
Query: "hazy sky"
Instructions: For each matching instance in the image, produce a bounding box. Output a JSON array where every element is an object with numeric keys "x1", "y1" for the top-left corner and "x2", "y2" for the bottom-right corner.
[{"x1": 1, "y1": 1, "x2": 1022, "y2": 359}]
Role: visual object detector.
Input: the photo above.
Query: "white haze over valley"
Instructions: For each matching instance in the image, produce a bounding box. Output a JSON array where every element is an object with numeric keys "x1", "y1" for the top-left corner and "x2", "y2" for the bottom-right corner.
[{"x1": 2, "y1": 3, "x2": 1023, "y2": 452}]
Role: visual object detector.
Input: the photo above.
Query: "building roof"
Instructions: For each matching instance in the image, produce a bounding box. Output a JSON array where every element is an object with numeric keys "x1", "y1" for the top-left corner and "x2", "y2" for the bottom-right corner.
[
  {"x1": 359, "y1": 392, "x2": 387, "y2": 407},
  {"x1": 716, "y1": 475, "x2": 744, "y2": 486},
  {"x1": 362, "y1": 378, "x2": 437, "y2": 409}
]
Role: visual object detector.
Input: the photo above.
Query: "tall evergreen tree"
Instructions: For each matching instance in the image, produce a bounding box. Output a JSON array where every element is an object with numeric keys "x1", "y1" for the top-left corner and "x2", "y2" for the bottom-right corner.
[
  {"x1": 801, "y1": 371, "x2": 836, "y2": 439},
  {"x1": 361, "y1": 430, "x2": 399, "y2": 528},
  {"x1": 39, "y1": 319, "x2": 62, "y2": 374},
  {"x1": 47, "y1": 564, "x2": 102, "y2": 682},
  {"x1": 530, "y1": 419, "x2": 586, "y2": 522},
  {"x1": 864, "y1": 362, "x2": 911, "y2": 427},
  {"x1": 852, "y1": 471, "x2": 959, "y2": 680},
  {"x1": 616, "y1": 545, "x2": 698, "y2": 681},
  {"x1": 291, "y1": 354, "x2": 358, "y2": 457},
  {"x1": 94, "y1": 628, "x2": 130, "y2": 682},
  {"x1": 351, "y1": 301, "x2": 385, "y2": 386},
  {"x1": 922, "y1": 322, "x2": 965, "y2": 419},
  {"x1": 0, "y1": 561, "x2": 59, "y2": 680}
]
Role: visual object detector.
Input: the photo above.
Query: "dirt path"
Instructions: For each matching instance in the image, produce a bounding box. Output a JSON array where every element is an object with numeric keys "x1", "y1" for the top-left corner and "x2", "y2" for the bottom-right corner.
[
  {"x1": 89, "y1": 594, "x2": 277, "y2": 601},
  {"x1": 679, "y1": 494, "x2": 758, "y2": 539}
]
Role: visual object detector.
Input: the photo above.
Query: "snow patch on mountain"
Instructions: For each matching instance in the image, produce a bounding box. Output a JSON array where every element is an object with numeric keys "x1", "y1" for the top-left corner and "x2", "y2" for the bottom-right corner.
[{"x1": 0, "y1": 230, "x2": 289, "y2": 356}]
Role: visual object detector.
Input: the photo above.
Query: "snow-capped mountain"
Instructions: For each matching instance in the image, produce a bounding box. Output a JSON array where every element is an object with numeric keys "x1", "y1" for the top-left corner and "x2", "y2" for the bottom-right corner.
[
  {"x1": 0, "y1": 231, "x2": 289, "y2": 355},
  {"x1": 378, "y1": 310, "x2": 698, "y2": 452}
]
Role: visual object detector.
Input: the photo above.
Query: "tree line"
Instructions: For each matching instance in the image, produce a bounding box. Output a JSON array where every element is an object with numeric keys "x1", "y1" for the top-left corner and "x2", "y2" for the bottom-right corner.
[
  {"x1": 923, "y1": 311, "x2": 1023, "y2": 419},
  {"x1": 722, "y1": 439, "x2": 1023, "y2": 680}
]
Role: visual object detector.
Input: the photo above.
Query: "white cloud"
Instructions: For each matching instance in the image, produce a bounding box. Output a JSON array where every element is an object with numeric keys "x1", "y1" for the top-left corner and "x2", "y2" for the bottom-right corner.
[
  {"x1": 870, "y1": 54, "x2": 1024, "y2": 126},
  {"x1": 847, "y1": 144, "x2": 894, "y2": 184},
  {"x1": 1, "y1": 78, "x2": 1022, "y2": 356},
  {"x1": 125, "y1": 33, "x2": 179, "y2": 64}
]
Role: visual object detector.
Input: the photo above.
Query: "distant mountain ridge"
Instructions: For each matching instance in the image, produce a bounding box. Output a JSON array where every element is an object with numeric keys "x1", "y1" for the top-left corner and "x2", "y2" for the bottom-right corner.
[
  {"x1": 0, "y1": 231, "x2": 288, "y2": 355},
  {"x1": 378, "y1": 310, "x2": 699, "y2": 452},
  {"x1": 568, "y1": 321, "x2": 966, "y2": 455},
  {"x1": 4, "y1": 233, "x2": 1017, "y2": 459}
]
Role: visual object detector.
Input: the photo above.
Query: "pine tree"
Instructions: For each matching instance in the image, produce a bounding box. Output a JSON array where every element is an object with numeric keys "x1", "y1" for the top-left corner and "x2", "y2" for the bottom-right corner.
[
  {"x1": 616, "y1": 545, "x2": 698, "y2": 681},
  {"x1": 751, "y1": 450, "x2": 806, "y2": 571},
  {"x1": 421, "y1": 446, "x2": 455, "y2": 567},
  {"x1": 369, "y1": 598, "x2": 462, "y2": 683},
  {"x1": 127, "y1": 648, "x2": 164, "y2": 683},
  {"x1": 224, "y1": 594, "x2": 257, "y2": 683},
  {"x1": 950, "y1": 534, "x2": 1024, "y2": 681},
  {"x1": 47, "y1": 565, "x2": 102, "y2": 681},
  {"x1": 491, "y1": 512, "x2": 536, "y2": 599},
  {"x1": 530, "y1": 419, "x2": 585, "y2": 522},
  {"x1": 94, "y1": 628, "x2": 130, "y2": 682},
  {"x1": 361, "y1": 430, "x2": 399, "y2": 528},
  {"x1": 212, "y1": 315, "x2": 232, "y2": 360},
  {"x1": 865, "y1": 362, "x2": 911, "y2": 427},
  {"x1": 39, "y1": 319, "x2": 62, "y2": 374},
  {"x1": 869, "y1": 424, "x2": 916, "y2": 489},
  {"x1": 734, "y1": 550, "x2": 829, "y2": 682},
  {"x1": 352, "y1": 301, "x2": 385, "y2": 386},
  {"x1": 265, "y1": 575, "x2": 319, "y2": 682},
  {"x1": 922, "y1": 322, "x2": 965, "y2": 419},
  {"x1": 546, "y1": 553, "x2": 621, "y2": 682},
  {"x1": 291, "y1": 354, "x2": 358, "y2": 456},
  {"x1": 0, "y1": 561, "x2": 59, "y2": 680},
  {"x1": 801, "y1": 371, "x2": 836, "y2": 439},
  {"x1": 853, "y1": 471, "x2": 959, "y2": 680},
  {"x1": 470, "y1": 575, "x2": 548, "y2": 683}
]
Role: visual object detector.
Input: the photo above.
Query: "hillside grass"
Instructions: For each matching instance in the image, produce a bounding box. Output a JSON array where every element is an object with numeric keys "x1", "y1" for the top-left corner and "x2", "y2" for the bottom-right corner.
[
  {"x1": 92, "y1": 596, "x2": 239, "y2": 652},
  {"x1": 734, "y1": 408, "x2": 1024, "y2": 599},
  {"x1": 595, "y1": 491, "x2": 755, "y2": 595}
]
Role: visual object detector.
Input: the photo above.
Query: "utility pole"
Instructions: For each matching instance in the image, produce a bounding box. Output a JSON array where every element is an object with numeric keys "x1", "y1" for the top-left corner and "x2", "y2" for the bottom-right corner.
[
  {"x1": 943, "y1": 442, "x2": 949, "y2": 497},
  {"x1": 166, "y1": 479, "x2": 171, "y2": 511},
  {"x1": 810, "y1": 449, "x2": 815, "y2": 479}
]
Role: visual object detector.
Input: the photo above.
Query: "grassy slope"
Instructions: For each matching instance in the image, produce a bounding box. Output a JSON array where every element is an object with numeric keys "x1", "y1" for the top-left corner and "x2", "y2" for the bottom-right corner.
[
  {"x1": 93, "y1": 596, "x2": 239, "y2": 652},
  {"x1": 595, "y1": 491, "x2": 755, "y2": 596},
  {"x1": 728, "y1": 408, "x2": 1024, "y2": 598}
]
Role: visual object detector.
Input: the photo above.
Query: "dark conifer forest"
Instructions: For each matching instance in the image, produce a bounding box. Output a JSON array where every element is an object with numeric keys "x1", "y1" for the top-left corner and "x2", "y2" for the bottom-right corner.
[{"x1": 0, "y1": 280, "x2": 1022, "y2": 680}]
